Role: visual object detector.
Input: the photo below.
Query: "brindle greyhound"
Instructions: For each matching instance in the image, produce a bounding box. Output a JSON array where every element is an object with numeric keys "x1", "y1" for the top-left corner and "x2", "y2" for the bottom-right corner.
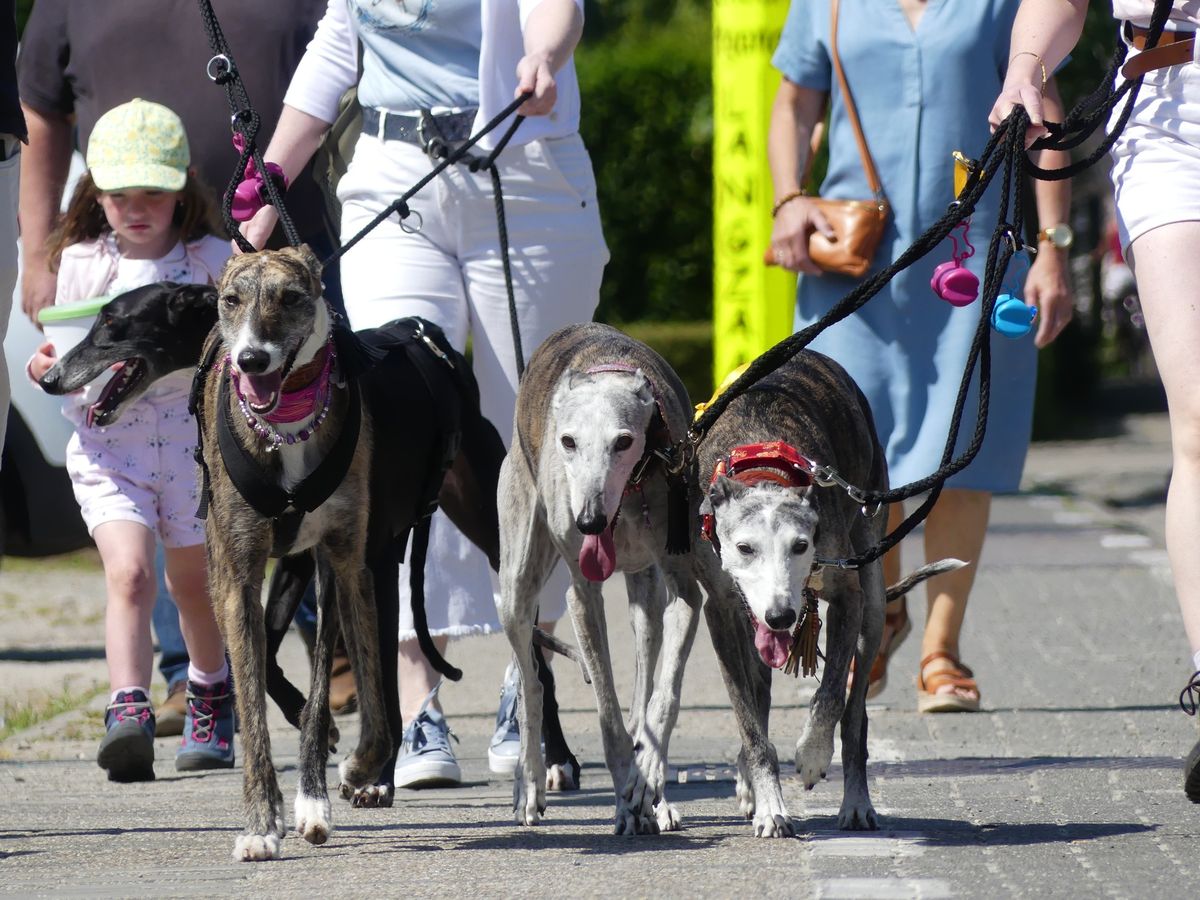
[
  {"x1": 41, "y1": 259, "x2": 583, "y2": 859},
  {"x1": 38, "y1": 279, "x2": 583, "y2": 815},
  {"x1": 498, "y1": 322, "x2": 703, "y2": 835},
  {"x1": 694, "y1": 349, "x2": 962, "y2": 836}
]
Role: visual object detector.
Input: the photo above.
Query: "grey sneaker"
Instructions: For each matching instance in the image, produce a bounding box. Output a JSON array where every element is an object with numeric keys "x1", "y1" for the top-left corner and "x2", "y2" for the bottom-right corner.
[
  {"x1": 394, "y1": 680, "x2": 461, "y2": 789},
  {"x1": 488, "y1": 664, "x2": 521, "y2": 774}
]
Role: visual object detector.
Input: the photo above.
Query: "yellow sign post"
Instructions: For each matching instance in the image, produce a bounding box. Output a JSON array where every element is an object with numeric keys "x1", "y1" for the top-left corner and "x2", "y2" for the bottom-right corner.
[{"x1": 712, "y1": 0, "x2": 795, "y2": 381}]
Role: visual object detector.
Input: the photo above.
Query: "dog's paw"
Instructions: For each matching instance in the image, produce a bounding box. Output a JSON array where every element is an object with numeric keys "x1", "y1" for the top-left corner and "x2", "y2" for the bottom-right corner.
[
  {"x1": 513, "y1": 776, "x2": 546, "y2": 826},
  {"x1": 655, "y1": 800, "x2": 683, "y2": 832},
  {"x1": 349, "y1": 784, "x2": 394, "y2": 809},
  {"x1": 735, "y1": 767, "x2": 755, "y2": 818},
  {"x1": 546, "y1": 759, "x2": 580, "y2": 792},
  {"x1": 619, "y1": 767, "x2": 660, "y2": 829},
  {"x1": 233, "y1": 832, "x2": 282, "y2": 862},
  {"x1": 795, "y1": 733, "x2": 834, "y2": 790},
  {"x1": 614, "y1": 804, "x2": 660, "y2": 836},
  {"x1": 337, "y1": 753, "x2": 376, "y2": 790},
  {"x1": 753, "y1": 811, "x2": 796, "y2": 839},
  {"x1": 294, "y1": 794, "x2": 332, "y2": 846},
  {"x1": 837, "y1": 795, "x2": 879, "y2": 831}
]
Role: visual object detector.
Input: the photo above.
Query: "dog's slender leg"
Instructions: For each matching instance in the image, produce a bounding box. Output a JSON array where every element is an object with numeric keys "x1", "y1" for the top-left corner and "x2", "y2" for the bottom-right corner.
[
  {"x1": 836, "y1": 557, "x2": 883, "y2": 831},
  {"x1": 497, "y1": 456, "x2": 558, "y2": 824},
  {"x1": 348, "y1": 545, "x2": 401, "y2": 809},
  {"x1": 635, "y1": 566, "x2": 702, "y2": 833},
  {"x1": 796, "y1": 569, "x2": 861, "y2": 792},
  {"x1": 212, "y1": 543, "x2": 286, "y2": 861},
  {"x1": 328, "y1": 535, "x2": 391, "y2": 791},
  {"x1": 624, "y1": 567, "x2": 664, "y2": 744},
  {"x1": 566, "y1": 578, "x2": 652, "y2": 835},
  {"x1": 537, "y1": 643, "x2": 581, "y2": 792},
  {"x1": 294, "y1": 553, "x2": 337, "y2": 845},
  {"x1": 701, "y1": 577, "x2": 794, "y2": 838},
  {"x1": 264, "y1": 552, "x2": 316, "y2": 732}
]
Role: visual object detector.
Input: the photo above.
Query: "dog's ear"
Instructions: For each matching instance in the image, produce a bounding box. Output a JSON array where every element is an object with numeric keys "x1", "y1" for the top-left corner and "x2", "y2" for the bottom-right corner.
[
  {"x1": 632, "y1": 368, "x2": 656, "y2": 410},
  {"x1": 708, "y1": 473, "x2": 746, "y2": 510},
  {"x1": 277, "y1": 244, "x2": 324, "y2": 294}
]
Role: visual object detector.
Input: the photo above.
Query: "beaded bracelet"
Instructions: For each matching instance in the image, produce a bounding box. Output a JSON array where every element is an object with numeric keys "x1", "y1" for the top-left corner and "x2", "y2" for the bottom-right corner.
[{"x1": 772, "y1": 189, "x2": 807, "y2": 218}]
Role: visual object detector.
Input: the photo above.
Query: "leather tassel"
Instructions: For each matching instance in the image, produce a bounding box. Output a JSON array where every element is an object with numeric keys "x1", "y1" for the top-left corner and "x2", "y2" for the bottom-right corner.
[
  {"x1": 784, "y1": 588, "x2": 822, "y2": 678},
  {"x1": 665, "y1": 473, "x2": 691, "y2": 555}
]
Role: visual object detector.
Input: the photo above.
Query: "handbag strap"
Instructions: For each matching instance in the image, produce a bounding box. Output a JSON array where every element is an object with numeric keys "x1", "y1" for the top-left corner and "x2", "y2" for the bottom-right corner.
[{"x1": 830, "y1": 0, "x2": 886, "y2": 207}]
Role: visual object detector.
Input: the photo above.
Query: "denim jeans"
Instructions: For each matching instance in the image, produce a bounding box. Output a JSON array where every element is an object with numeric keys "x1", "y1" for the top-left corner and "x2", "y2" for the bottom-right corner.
[{"x1": 150, "y1": 543, "x2": 189, "y2": 688}]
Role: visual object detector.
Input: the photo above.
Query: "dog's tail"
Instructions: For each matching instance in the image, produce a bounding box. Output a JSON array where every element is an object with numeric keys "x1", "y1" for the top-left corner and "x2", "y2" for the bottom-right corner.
[
  {"x1": 410, "y1": 516, "x2": 464, "y2": 681},
  {"x1": 885, "y1": 558, "x2": 968, "y2": 603}
]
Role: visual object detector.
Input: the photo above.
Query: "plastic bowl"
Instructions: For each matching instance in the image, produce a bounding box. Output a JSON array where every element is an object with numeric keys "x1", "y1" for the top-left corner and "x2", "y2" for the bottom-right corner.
[{"x1": 37, "y1": 295, "x2": 112, "y2": 359}]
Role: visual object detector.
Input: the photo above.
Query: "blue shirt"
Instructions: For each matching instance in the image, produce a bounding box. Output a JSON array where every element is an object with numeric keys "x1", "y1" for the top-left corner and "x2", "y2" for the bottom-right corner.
[{"x1": 353, "y1": 0, "x2": 482, "y2": 111}]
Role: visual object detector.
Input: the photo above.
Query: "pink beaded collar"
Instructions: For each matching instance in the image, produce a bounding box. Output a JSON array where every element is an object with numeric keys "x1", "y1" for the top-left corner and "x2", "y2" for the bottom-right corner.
[{"x1": 228, "y1": 341, "x2": 337, "y2": 451}]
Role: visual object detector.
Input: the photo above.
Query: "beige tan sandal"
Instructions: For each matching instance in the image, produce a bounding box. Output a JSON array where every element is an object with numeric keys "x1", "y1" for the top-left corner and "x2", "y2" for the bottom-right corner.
[{"x1": 917, "y1": 651, "x2": 980, "y2": 713}]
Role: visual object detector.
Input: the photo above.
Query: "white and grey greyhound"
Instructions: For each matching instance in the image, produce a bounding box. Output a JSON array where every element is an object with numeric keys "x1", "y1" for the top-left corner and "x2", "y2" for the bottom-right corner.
[
  {"x1": 694, "y1": 349, "x2": 963, "y2": 836},
  {"x1": 497, "y1": 322, "x2": 702, "y2": 835}
]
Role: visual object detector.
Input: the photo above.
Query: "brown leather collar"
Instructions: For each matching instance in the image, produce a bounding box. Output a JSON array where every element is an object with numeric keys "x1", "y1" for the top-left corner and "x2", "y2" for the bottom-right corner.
[{"x1": 1123, "y1": 24, "x2": 1195, "y2": 80}]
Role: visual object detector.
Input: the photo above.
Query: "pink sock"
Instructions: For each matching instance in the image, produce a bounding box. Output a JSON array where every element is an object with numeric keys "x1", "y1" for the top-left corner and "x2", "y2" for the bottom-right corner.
[{"x1": 188, "y1": 661, "x2": 229, "y2": 687}]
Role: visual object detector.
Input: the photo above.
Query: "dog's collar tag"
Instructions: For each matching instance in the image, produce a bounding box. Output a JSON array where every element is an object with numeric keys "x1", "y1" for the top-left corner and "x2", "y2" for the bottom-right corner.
[{"x1": 701, "y1": 441, "x2": 817, "y2": 542}]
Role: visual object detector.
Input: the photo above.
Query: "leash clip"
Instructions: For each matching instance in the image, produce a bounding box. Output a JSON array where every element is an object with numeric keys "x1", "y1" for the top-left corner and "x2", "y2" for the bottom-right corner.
[{"x1": 413, "y1": 319, "x2": 454, "y2": 369}]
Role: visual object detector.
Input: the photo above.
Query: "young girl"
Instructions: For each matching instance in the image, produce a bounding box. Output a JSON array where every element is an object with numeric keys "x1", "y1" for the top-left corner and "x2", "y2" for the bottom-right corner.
[{"x1": 27, "y1": 99, "x2": 234, "y2": 782}]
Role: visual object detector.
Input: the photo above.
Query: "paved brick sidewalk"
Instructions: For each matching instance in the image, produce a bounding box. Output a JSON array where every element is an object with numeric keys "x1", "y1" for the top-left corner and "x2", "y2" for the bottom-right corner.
[{"x1": 1, "y1": 412, "x2": 1197, "y2": 898}]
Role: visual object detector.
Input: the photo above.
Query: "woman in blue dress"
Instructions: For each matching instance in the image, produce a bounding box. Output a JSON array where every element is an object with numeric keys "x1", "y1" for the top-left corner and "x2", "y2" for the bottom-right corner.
[{"x1": 767, "y1": 0, "x2": 1074, "y2": 711}]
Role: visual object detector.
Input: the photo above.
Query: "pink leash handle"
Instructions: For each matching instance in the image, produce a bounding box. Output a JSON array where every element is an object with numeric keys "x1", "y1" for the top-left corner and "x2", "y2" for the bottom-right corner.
[{"x1": 230, "y1": 133, "x2": 289, "y2": 223}]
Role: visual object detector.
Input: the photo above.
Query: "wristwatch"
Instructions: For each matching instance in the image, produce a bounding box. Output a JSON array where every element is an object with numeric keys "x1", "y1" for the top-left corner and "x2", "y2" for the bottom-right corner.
[{"x1": 1036, "y1": 223, "x2": 1074, "y2": 250}]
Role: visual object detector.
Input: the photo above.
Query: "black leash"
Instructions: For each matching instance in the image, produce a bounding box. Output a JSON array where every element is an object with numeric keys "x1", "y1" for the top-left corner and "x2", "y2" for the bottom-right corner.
[{"x1": 195, "y1": 0, "x2": 301, "y2": 249}]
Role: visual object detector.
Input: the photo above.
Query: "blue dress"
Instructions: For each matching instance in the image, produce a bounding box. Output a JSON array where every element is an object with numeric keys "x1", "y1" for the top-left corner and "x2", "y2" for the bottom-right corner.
[{"x1": 774, "y1": 0, "x2": 1034, "y2": 493}]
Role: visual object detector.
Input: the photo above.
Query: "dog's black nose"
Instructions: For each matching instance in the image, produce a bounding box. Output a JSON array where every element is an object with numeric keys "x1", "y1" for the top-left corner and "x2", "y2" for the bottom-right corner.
[
  {"x1": 38, "y1": 368, "x2": 61, "y2": 393},
  {"x1": 576, "y1": 511, "x2": 608, "y2": 535},
  {"x1": 766, "y1": 608, "x2": 797, "y2": 631},
  {"x1": 236, "y1": 347, "x2": 271, "y2": 374}
]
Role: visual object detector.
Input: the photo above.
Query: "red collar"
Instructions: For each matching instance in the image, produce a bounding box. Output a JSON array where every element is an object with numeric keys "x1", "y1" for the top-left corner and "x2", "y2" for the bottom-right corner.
[{"x1": 701, "y1": 441, "x2": 816, "y2": 542}]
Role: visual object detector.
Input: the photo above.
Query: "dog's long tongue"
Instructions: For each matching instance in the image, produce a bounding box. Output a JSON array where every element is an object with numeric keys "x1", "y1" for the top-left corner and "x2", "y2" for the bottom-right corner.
[
  {"x1": 755, "y1": 622, "x2": 793, "y2": 669},
  {"x1": 242, "y1": 371, "x2": 282, "y2": 410},
  {"x1": 579, "y1": 526, "x2": 617, "y2": 582}
]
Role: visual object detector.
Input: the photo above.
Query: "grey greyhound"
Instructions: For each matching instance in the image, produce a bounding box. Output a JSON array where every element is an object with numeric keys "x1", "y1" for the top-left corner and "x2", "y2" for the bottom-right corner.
[
  {"x1": 496, "y1": 322, "x2": 703, "y2": 834},
  {"x1": 694, "y1": 348, "x2": 962, "y2": 836}
]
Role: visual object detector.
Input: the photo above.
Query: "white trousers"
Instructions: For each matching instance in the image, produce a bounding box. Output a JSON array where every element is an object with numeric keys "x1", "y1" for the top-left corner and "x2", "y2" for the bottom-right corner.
[
  {"x1": 338, "y1": 131, "x2": 608, "y2": 640},
  {"x1": 0, "y1": 143, "x2": 19, "y2": 462}
]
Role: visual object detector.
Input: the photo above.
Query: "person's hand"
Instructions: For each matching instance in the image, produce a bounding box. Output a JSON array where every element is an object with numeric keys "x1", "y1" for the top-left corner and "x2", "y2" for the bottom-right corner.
[
  {"x1": 21, "y1": 259, "x2": 57, "y2": 327},
  {"x1": 1024, "y1": 247, "x2": 1072, "y2": 348},
  {"x1": 770, "y1": 196, "x2": 836, "y2": 275},
  {"x1": 28, "y1": 341, "x2": 58, "y2": 382},
  {"x1": 515, "y1": 52, "x2": 557, "y2": 116},
  {"x1": 236, "y1": 204, "x2": 280, "y2": 254},
  {"x1": 989, "y1": 72, "x2": 1047, "y2": 148}
]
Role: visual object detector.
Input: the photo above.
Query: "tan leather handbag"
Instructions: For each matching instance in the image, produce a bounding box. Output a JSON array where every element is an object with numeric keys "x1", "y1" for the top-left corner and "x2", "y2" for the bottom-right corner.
[{"x1": 793, "y1": 0, "x2": 890, "y2": 279}]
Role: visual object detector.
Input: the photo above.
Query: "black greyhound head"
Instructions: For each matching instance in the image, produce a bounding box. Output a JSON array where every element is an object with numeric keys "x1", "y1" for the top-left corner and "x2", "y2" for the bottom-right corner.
[{"x1": 39, "y1": 281, "x2": 218, "y2": 427}]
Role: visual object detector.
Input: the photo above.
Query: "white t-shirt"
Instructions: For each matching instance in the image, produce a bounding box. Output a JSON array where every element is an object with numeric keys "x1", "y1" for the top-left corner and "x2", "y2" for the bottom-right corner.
[{"x1": 1112, "y1": 0, "x2": 1200, "y2": 28}]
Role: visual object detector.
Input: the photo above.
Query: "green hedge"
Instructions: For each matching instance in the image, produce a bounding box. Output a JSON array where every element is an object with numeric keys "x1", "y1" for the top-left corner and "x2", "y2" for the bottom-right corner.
[{"x1": 576, "y1": 7, "x2": 712, "y2": 324}]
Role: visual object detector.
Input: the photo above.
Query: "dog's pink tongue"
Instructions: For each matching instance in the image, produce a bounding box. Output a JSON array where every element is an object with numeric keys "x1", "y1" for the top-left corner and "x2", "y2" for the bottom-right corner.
[
  {"x1": 242, "y1": 371, "x2": 282, "y2": 409},
  {"x1": 755, "y1": 622, "x2": 793, "y2": 669},
  {"x1": 579, "y1": 527, "x2": 617, "y2": 582}
]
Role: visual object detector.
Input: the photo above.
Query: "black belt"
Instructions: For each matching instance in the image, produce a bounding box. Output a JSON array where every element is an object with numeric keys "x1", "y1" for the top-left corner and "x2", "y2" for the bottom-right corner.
[{"x1": 361, "y1": 107, "x2": 478, "y2": 147}]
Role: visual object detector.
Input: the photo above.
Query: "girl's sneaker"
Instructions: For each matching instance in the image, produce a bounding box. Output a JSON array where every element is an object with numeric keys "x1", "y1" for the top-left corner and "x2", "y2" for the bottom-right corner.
[
  {"x1": 176, "y1": 679, "x2": 236, "y2": 771},
  {"x1": 97, "y1": 689, "x2": 156, "y2": 782}
]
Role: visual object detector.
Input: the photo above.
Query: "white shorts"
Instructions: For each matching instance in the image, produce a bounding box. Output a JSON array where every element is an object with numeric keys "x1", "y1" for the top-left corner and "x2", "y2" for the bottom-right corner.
[
  {"x1": 1110, "y1": 34, "x2": 1200, "y2": 252},
  {"x1": 338, "y1": 131, "x2": 609, "y2": 639},
  {"x1": 65, "y1": 392, "x2": 204, "y2": 548}
]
